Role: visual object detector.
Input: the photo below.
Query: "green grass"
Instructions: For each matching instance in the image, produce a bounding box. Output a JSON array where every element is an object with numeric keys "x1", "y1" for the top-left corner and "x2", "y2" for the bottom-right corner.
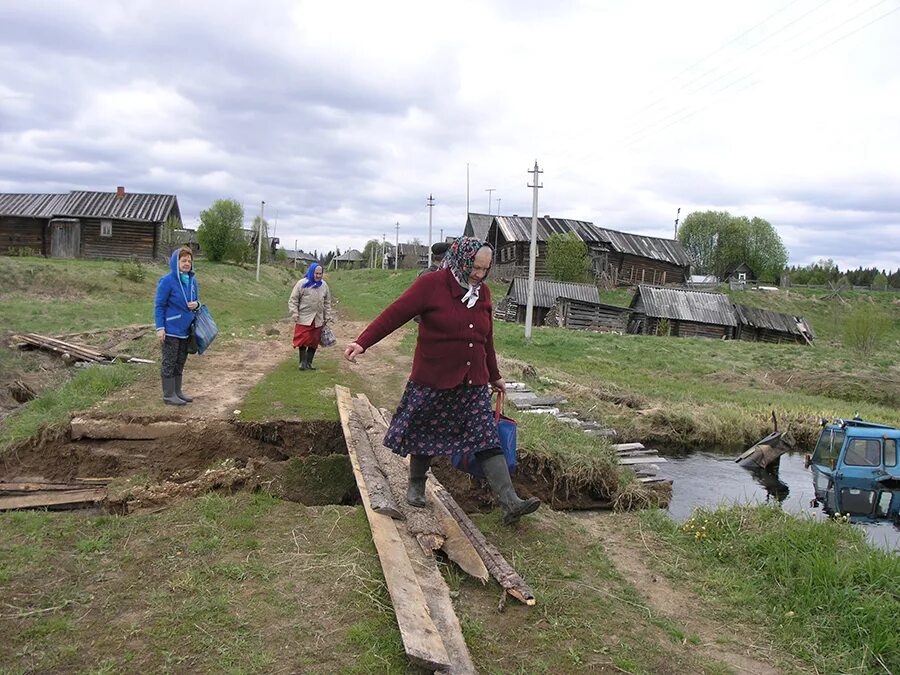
[
  {"x1": 0, "y1": 362, "x2": 140, "y2": 451},
  {"x1": 644, "y1": 504, "x2": 900, "y2": 674}
]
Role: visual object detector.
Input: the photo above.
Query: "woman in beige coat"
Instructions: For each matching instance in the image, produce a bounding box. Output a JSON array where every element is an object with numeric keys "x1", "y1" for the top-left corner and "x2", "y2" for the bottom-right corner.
[{"x1": 288, "y1": 263, "x2": 333, "y2": 370}]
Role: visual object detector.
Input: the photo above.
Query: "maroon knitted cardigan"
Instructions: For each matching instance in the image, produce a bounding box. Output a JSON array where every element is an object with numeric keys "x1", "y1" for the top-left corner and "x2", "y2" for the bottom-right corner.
[{"x1": 355, "y1": 267, "x2": 501, "y2": 389}]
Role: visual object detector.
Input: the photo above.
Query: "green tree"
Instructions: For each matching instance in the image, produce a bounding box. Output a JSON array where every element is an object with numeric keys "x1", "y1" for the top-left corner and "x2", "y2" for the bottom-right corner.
[
  {"x1": 362, "y1": 239, "x2": 380, "y2": 268},
  {"x1": 678, "y1": 210, "x2": 788, "y2": 281},
  {"x1": 546, "y1": 232, "x2": 589, "y2": 282},
  {"x1": 871, "y1": 272, "x2": 888, "y2": 290},
  {"x1": 197, "y1": 199, "x2": 244, "y2": 262}
]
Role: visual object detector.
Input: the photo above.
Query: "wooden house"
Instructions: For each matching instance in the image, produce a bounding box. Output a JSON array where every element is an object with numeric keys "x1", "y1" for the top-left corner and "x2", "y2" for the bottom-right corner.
[
  {"x1": 0, "y1": 188, "x2": 181, "y2": 260},
  {"x1": 397, "y1": 242, "x2": 428, "y2": 269},
  {"x1": 733, "y1": 304, "x2": 814, "y2": 345},
  {"x1": 724, "y1": 263, "x2": 755, "y2": 283},
  {"x1": 468, "y1": 213, "x2": 691, "y2": 285},
  {"x1": 497, "y1": 277, "x2": 601, "y2": 326},
  {"x1": 332, "y1": 249, "x2": 365, "y2": 269},
  {"x1": 464, "y1": 213, "x2": 493, "y2": 241},
  {"x1": 627, "y1": 285, "x2": 737, "y2": 339}
]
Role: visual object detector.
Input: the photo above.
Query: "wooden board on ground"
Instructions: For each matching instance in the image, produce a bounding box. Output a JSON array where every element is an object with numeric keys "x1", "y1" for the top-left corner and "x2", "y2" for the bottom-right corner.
[
  {"x1": 618, "y1": 456, "x2": 667, "y2": 465},
  {"x1": 335, "y1": 386, "x2": 451, "y2": 671},
  {"x1": 613, "y1": 442, "x2": 645, "y2": 451},
  {"x1": 0, "y1": 488, "x2": 106, "y2": 511}
]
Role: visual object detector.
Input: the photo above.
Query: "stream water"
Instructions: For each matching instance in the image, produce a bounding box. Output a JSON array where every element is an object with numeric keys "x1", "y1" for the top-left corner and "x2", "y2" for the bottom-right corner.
[{"x1": 662, "y1": 451, "x2": 899, "y2": 552}]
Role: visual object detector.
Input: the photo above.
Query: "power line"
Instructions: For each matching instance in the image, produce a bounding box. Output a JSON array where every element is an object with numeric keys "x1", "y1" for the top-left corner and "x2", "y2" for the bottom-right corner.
[{"x1": 619, "y1": 0, "x2": 900, "y2": 148}]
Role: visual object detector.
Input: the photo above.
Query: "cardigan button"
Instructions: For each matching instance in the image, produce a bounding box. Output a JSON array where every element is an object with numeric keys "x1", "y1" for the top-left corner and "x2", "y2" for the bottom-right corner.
[
  {"x1": 466, "y1": 361, "x2": 471, "y2": 366},
  {"x1": 468, "y1": 342, "x2": 473, "y2": 348},
  {"x1": 468, "y1": 323, "x2": 473, "y2": 329},
  {"x1": 468, "y1": 380, "x2": 473, "y2": 385}
]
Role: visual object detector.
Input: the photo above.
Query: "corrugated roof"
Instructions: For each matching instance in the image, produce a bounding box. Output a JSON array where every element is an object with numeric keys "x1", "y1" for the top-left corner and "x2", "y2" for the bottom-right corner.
[
  {"x1": 733, "y1": 303, "x2": 815, "y2": 337},
  {"x1": 0, "y1": 193, "x2": 68, "y2": 218},
  {"x1": 465, "y1": 213, "x2": 494, "y2": 240},
  {"x1": 57, "y1": 191, "x2": 179, "y2": 222},
  {"x1": 506, "y1": 277, "x2": 601, "y2": 308},
  {"x1": 597, "y1": 228, "x2": 692, "y2": 266},
  {"x1": 492, "y1": 215, "x2": 691, "y2": 267},
  {"x1": 631, "y1": 285, "x2": 737, "y2": 326}
]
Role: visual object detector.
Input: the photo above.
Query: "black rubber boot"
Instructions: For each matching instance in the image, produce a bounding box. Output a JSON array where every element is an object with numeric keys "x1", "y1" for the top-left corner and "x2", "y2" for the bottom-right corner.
[
  {"x1": 306, "y1": 348, "x2": 317, "y2": 371},
  {"x1": 162, "y1": 377, "x2": 186, "y2": 406},
  {"x1": 477, "y1": 452, "x2": 540, "y2": 525},
  {"x1": 406, "y1": 455, "x2": 432, "y2": 508},
  {"x1": 174, "y1": 375, "x2": 192, "y2": 402},
  {"x1": 298, "y1": 347, "x2": 308, "y2": 370}
]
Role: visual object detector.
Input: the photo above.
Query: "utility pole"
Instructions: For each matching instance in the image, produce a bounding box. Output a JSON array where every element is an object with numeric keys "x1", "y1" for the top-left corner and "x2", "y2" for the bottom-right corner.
[
  {"x1": 294, "y1": 238, "x2": 298, "y2": 270},
  {"x1": 440, "y1": 227, "x2": 443, "y2": 241},
  {"x1": 485, "y1": 188, "x2": 495, "y2": 215},
  {"x1": 466, "y1": 163, "x2": 470, "y2": 215},
  {"x1": 673, "y1": 207, "x2": 681, "y2": 239},
  {"x1": 496, "y1": 197, "x2": 501, "y2": 216},
  {"x1": 381, "y1": 232, "x2": 386, "y2": 269},
  {"x1": 255, "y1": 200, "x2": 265, "y2": 282},
  {"x1": 524, "y1": 162, "x2": 543, "y2": 339},
  {"x1": 427, "y1": 194, "x2": 435, "y2": 268},
  {"x1": 394, "y1": 221, "x2": 399, "y2": 270}
]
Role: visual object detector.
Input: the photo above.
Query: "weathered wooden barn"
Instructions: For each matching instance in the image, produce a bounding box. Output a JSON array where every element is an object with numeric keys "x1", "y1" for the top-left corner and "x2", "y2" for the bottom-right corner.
[
  {"x1": 496, "y1": 277, "x2": 601, "y2": 326},
  {"x1": 724, "y1": 263, "x2": 755, "y2": 282},
  {"x1": 550, "y1": 298, "x2": 632, "y2": 332},
  {"x1": 733, "y1": 303, "x2": 814, "y2": 345},
  {"x1": 331, "y1": 249, "x2": 365, "y2": 269},
  {"x1": 464, "y1": 213, "x2": 493, "y2": 241},
  {"x1": 0, "y1": 188, "x2": 181, "y2": 260},
  {"x1": 466, "y1": 214, "x2": 691, "y2": 285},
  {"x1": 627, "y1": 285, "x2": 737, "y2": 338},
  {"x1": 0, "y1": 193, "x2": 67, "y2": 256},
  {"x1": 397, "y1": 242, "x2": 428, "y2": 269}
]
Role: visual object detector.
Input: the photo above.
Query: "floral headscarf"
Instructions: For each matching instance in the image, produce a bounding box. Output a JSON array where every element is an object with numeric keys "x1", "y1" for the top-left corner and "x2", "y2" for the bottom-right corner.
[
  {"x1": 444, "y1": 237, "x2": 492, "y2": 307},
  {"x1": 303, "y1": 262, "x2": 323, "y2": 288}
]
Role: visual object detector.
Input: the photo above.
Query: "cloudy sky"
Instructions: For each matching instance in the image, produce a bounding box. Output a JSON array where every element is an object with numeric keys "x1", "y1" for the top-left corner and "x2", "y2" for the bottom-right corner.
[{"x1": 2, "y1": 0, "x2": 899, "y2": 270}]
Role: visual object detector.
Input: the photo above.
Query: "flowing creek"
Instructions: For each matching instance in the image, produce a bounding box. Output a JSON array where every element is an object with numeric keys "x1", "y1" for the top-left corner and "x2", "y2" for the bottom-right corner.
[{"x1": 661, "y1": 451, "x2": 899, "y2": 551}]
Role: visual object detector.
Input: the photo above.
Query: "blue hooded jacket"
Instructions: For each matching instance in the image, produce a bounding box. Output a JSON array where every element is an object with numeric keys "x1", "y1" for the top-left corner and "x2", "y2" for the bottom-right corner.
[{"x1": 154, "y1": 250, "x2": 198, "y2": 338}]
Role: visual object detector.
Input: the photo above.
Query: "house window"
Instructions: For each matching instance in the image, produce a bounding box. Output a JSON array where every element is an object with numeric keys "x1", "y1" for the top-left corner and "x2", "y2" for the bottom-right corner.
[
  {"x1": 737, "y1": 272, "x2": 747, "y2": 281},
  {"x1": 100, "y1": 220, "x2": 113, "y2": 237}
]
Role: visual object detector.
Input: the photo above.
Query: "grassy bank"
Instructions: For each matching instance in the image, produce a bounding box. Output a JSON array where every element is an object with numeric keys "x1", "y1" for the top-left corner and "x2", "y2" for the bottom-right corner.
[{"x1": 0, "y1": 256, "x2": 300, "y2": 451}]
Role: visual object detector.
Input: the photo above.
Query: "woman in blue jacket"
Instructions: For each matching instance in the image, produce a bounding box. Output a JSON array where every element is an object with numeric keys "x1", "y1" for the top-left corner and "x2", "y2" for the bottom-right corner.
[{"x1": 154, "y1": 247, "x2": 199, "y2": 405}]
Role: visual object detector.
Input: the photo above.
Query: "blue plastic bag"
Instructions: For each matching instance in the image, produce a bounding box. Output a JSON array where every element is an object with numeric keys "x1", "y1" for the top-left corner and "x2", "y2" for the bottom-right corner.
[
  {"x1": 192, "y1": 304, "x2": 218, "y2": 354},
  {"x1": 452, "y1": 391, "x2": 518, "y2": 477}
]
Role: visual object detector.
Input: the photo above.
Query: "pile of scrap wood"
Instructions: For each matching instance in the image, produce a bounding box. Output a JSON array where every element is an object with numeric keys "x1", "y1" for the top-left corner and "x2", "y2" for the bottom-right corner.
[
  {"x1": 0, "y1": 479, "x2": 109, "y2": 512},
  {"x1": 11, "y1": 332, "x2": 152, "y2": 364},
  {"x1": 335, "y1": 385, "x2": 534, "y2": 673}
]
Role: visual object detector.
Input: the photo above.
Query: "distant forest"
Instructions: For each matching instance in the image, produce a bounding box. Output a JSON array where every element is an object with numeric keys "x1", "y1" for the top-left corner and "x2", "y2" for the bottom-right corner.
[{"x1": 784, "y1": 260, "x2": 899, "y2": 288}]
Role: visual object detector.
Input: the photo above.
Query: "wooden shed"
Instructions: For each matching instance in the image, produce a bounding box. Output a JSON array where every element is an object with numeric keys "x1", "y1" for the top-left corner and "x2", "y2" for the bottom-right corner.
[
  {"x1": 0, "y1": 188, "x2": 181, "y2": 260},
  {"x1": 0, "y1": 193, "x2": 67, "y2": 256},
  {"x1": 628, "y1": 285, "x2": 737, "y2": 339},
  {"x1": 497, "y1": 277, "x2": 601, "y2": 326},
  {"x1": 733, "y1": 304, "x2": 814, "y2": 345},
  {"x1": 397, "y1": 242, "x2": 428, "y2": 269},
  {"x1": 332, "y1": 248, "x2": 365, "y2": 269},
  {"x1": 550, "y1": 298, "x2": 632, "y2": 332}
]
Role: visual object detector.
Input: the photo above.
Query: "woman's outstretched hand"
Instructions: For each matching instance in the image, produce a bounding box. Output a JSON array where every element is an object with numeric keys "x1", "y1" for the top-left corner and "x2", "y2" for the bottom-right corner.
[
  {"x1": 490, "y1": 378, "x2": 507, "y2": 394},
  {"x1": 344, "y1": 342, "x2": 364, "y2": 363}
]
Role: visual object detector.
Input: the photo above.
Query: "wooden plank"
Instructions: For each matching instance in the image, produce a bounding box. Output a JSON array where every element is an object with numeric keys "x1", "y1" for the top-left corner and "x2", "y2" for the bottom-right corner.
[
  {"x1": 0, "y1": 488, "x2": 106, "y2": 511},
  {"x1": 334, "y1": 386, "x2": 450, "y2": 671},
  {"x1": 612, "y1": 442, "x2": 645, "y2": 451},
  {"x1": 425, "y1": 482, "x2": 489, "y2": 582},
  {"x1": 0, "y1": 482, "x2": 93, "y2": 492},
  {"x1": 618, "y1": 456, "x2": 667, "y2": 465},
  {"x1": 346, "y1": 404, "x2": 403, "y2": 519}
]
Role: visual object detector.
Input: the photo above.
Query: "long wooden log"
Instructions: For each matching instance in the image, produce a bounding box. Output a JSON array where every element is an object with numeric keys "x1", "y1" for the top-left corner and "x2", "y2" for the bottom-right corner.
[
  {"x1": 430, "y1": 480, "x2": 536, "y2": 606},
  {"x1": 334, "y1": 386, "x2": 450, "y2": 670},
  {"x1": 353, "y1": 395, "x2": 444, "y2": 552},
  {"x1": 346, "y1": 408, "x2": 403, "y2": 519},
  {"x1": 0, "y1": 482, "x2": 100, "y2": 492}
]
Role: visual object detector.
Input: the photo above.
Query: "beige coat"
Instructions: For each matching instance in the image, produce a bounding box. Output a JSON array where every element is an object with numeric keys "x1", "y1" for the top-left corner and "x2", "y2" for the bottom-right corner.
[{"x1": 289, "y1": 280, "x2": 333, "y2": 327}]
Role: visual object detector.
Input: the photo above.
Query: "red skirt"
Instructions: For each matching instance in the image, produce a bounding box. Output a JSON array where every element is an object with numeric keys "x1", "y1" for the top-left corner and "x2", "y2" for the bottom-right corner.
[{"x1": 293, "y1": 323, "x2": 323, "y2": 348}]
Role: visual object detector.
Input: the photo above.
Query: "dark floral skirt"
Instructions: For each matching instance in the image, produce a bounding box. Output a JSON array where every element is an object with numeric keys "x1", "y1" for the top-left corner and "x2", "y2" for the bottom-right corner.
[{"x1": 384, "y1": 380, "x2": 501, "y2": 457}]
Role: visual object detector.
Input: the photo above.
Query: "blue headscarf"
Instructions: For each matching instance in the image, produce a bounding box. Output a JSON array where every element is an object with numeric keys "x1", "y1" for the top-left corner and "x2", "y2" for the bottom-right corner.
[{"x1": 303, "y1": 263, "x2": 323, "y2": 288}]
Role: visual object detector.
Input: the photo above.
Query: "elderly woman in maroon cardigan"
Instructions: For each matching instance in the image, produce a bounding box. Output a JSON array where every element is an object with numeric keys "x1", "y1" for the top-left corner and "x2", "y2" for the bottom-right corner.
[{"x1": 344, "y1": 237, "x2": 540, "y2": 525}]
